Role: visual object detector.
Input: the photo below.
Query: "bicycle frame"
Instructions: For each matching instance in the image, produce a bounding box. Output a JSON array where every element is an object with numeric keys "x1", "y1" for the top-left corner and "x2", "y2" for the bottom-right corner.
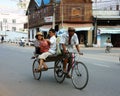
[{"x1": 66, "y1": 52, "x2": 78, "y2": 72}]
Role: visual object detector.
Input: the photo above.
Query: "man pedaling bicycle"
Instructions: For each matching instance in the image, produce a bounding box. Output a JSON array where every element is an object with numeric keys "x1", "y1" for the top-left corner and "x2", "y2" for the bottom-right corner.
[{"x1": 59, "y1": 27, "x2": 83, "y2": 78}]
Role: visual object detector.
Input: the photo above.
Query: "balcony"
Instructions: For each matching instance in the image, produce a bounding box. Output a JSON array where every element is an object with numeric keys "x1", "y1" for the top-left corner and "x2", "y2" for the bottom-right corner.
[{"x1": 93, "y1": 10, "x2": 120, "y2": 16}]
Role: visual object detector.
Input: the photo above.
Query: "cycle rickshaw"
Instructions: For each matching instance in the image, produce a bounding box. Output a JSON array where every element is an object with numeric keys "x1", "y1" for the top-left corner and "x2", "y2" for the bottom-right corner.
[{"x1": 32, "y1": 52, "x2": 89, "y2": 90}]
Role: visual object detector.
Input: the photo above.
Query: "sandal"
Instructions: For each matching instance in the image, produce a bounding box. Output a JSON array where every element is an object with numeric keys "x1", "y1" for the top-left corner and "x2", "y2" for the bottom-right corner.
[
  {"x1": 34, "y1": 65, "x2": 42, "y2": 72},
  {"x1": 42, "y1": 63, "x2": 48, "y2": 71},
  {"x1": 63, "y1": 69, "x2": 67, "y2": 74},
  {"x1": 34, "y1": 68, "x2": 41, "y2": 72},
  {"x1": 66, "y1": 74, "x2": 71, "y2": 78},
  {"x1": 42, "y1": 67, "x2": 48, "y2": 71}
]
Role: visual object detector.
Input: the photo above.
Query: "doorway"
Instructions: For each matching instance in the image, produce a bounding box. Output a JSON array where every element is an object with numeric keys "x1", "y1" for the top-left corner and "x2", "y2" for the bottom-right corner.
[
  {"x1": 76, "y1": 31, "x2": 87, "y2": 46},
  {"x1": 111, "y1": 34, "x2": 120, "y2": 47}
]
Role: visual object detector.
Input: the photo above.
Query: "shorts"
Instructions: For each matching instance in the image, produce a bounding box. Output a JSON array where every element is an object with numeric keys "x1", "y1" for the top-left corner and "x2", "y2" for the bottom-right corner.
[{"x1": 38, "y1": 52, "x2": 52, "y2": 60}]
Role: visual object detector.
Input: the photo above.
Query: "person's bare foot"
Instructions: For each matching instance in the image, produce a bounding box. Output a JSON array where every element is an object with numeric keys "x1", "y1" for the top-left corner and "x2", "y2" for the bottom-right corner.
[
  {"x1": 43, "y1": 67, "x2": 48, "y2": 71},
  {"x1": 63, "y1": 68, "x2": 67, "y2": 74},
  {"x1": 34, "y1": 64, "x2": 42, "y2": 72},
  {"x1": 43, "y1": 63, "x2": 48, "y2": 70},
  {"x1": 66, "y1": 74, "x2": 71, "y2": 78}
]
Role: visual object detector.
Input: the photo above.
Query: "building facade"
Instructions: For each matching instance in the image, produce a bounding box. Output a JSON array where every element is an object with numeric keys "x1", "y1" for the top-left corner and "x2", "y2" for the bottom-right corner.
[
  {"x1": 0, "y1": 13, "x2": 27, "y2": 32},
  {"x1": 26, "y1": 0, "x2": 93, "y2": 46},
  {"x1": 92, "y1": 0, "x2": 120, "y2": 47},
  {"x1": 0, "y1": 0, "x2": 29, "y2": 42}
]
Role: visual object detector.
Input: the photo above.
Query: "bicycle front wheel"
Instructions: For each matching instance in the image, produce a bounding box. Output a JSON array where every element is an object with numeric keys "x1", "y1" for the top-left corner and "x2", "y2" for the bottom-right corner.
[
  {"x1": 32, "y1": 59, "x2": 41, "y2": 80},
  {"x1": 71, "y1": 61, "x2": 89, "y2": 90}
]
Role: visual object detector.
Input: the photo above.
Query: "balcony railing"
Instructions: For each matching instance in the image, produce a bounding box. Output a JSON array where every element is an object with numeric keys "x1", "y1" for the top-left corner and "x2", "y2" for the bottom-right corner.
[
  {"x1": 93, "y1": 10, "x2": 120, "y2": 16},
  {"x1": 28, "y1": 3, "x2": 92, "y2": 28}
]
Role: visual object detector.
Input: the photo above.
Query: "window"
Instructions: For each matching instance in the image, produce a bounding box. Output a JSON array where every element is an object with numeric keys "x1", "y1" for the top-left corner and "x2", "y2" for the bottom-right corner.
[
  {"x1": 3, "y1": 19, "x2": 7, "y2": 24},
  {"x1": 56, "y1": 0, "x2": 60, "y2": 3},
  {"x1": 36, "y1": 28, "x2": 39, "y2": 32},
  {"x1": 32, "y1": 30, "x2": 34, "y2": 39},
  {"x1": 12, "y1": 27, "x2": 16, "y2": 31},
  {"x1": 12, "y1": 19, "x2": 16, "y2": 23}
]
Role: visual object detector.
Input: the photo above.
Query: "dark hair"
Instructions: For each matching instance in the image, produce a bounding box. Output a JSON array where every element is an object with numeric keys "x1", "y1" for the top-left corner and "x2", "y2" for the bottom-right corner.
[
  {"x1": 49, "y1": 28, "x2": 55, "y2": 33},
  {"x1": 35, "y1": 35, "x2": 38, "y2": 39},
  {"x1": 68, "y1": 27, "x2": 75, "y2": 32}
]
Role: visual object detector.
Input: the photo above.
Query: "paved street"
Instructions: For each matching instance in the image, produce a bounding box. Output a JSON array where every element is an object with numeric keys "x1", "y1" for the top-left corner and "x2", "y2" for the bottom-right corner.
[{"x1": 0, "y1": 43, "x2": 120, "y2": 96}]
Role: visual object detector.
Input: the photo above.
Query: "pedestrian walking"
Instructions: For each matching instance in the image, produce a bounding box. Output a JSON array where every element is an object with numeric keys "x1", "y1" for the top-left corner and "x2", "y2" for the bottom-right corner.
[{"x1": 1, "y1": 36, "x2": 4, "y2": 43}]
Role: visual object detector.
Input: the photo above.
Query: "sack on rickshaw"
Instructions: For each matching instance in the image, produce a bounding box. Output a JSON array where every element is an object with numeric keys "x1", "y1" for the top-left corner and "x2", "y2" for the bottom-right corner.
[{"x1": 56, "y1": 37, "x2": 62, "y2": 55}]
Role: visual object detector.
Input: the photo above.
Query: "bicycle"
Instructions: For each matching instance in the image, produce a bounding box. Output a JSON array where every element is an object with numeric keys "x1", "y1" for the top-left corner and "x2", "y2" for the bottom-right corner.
[
  {"x1": 32, "y1": 52, "x2": 89, "y2": 90},
  {"x1": 105, "y1": 46, "x2": 111, "y2": 53},
  {"x1": 54, "y1": 52, "x2": 89, "y2": 90}
]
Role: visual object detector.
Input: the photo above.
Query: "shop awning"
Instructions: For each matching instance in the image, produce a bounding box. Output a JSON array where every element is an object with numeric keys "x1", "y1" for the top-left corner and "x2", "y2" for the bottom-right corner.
[
  {"x1": 62, "y1": 23, "x2": 93, "y2": 31},
  {"x1": 94, "y1": 16, "x2": 120, "y2": 20},
  {"x1": 75, "y1": 27, "x2": 93, "y2": 31},
  {"x1": 40, "y1": 25, "x2": 52, "y2": 32},
  {"x1": 39, "y1": 23, "x2": 93, "y2": 32},
  {"x1": 98, "y1": 28, "x2": 120, "y2": 34}
]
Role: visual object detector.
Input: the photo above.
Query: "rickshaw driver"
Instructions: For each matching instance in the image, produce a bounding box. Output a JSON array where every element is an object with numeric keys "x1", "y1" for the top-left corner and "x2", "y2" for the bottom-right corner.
[{"x1": 60, "y1": 27, "x2": 82, "y2": 78}]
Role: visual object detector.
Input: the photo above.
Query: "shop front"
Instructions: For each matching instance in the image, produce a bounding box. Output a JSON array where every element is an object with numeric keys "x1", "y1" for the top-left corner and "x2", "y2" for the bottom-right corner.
[
  {"x1": 61, "y1": 23, "x2": 93, "y2": 47},
  {"x1": 97, "y1": 27, "x2": 120, "y2": 47}
]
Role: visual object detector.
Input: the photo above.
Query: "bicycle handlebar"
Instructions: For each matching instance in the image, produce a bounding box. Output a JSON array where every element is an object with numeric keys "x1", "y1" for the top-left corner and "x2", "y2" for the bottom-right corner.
[{"x1": 66, "y1": 51, "x2": 83, "y2": 56}]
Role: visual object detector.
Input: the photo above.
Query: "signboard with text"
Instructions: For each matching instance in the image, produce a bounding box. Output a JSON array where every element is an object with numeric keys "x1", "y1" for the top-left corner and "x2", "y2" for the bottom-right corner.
[{"x1": 44, "y1": 16, "x2": 53, "y2": 22}]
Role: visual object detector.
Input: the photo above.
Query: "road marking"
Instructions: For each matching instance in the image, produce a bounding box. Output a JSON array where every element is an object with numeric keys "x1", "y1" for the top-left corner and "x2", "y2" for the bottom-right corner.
[
  {"x1": 82, "y1": 54, "x2": 118, "y2": 63},
  {"x1": 92, "y1": 63, "x2": 110, "y2": 68}
]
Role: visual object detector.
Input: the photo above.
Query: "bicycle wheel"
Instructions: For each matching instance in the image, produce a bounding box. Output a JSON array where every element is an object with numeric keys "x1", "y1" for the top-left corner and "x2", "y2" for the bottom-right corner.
[
  {"x1": 105, "y1": 47, "x2": 110, "y2": 53},
  {"x1": 108, "y1": 47, "x2": 111, "y2": 53},
  {"x1": 32, "y1": 59, "x2": 41, "y2": 80},
  {"x1": 54, "y1": 59, "x2": 65, "y2": 83},
  {"x1": 71, "y1": 61, "x2": 89, "y2": 90},
  {"x1": 105, "y1": 49, "x2": 107, "y2": 53}
]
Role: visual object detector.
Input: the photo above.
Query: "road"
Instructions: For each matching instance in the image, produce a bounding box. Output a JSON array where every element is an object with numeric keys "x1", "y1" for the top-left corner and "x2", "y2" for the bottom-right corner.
[{"x1": 0, "y1": 43, "x2": 120, "y2": 96}]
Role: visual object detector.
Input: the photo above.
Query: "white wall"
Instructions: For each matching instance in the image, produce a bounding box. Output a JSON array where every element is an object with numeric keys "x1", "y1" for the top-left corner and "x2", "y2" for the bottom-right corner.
[
  {"x1": 0, "y1": 13, "x2": 28, "y2": 32},
  {"x1": 100, "y1": 34, "x2": 111, "y2": 47},
  {"x1": 92, "y1": 0, "x2": 120, "y2": 10},
  {"x1": 0, "y1": 31, "x2": 28, "y2": 42}
]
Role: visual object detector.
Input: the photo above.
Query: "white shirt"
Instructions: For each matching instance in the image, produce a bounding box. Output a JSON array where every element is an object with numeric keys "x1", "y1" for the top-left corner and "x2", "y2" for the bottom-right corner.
[
  {"x1": 21, "y1": 38, "x2": 25, "y2": 42},
  {"x1": 48, "y1": 35, "x2": 56, "y2": 54},
  {"x1": 60, "y1": 33, "x2": 79, "y2": 52}
]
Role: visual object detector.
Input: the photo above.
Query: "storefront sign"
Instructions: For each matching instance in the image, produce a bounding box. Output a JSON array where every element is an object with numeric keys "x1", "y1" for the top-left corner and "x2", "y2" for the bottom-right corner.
[{"x1": 44, "y1": 16, "x2": 53, "y2": 22}]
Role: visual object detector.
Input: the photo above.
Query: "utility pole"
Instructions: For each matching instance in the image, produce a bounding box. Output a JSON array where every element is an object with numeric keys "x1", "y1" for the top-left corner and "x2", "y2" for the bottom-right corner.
[
  {"x1": 52, "y1": 0, "x2": 56, "y2": 29},
  {"x1": 27, "y1": 10, "x2": 30, "y2": 40},
  {"x1": 61, "y1": 0, "x2": 63, "y2": 28},
  {"x1": 93, "y1": 17, "x2": 97, "y2": 44},
  {"x1": 0, "y1": 21, "x2": 2, "y2": 31}
]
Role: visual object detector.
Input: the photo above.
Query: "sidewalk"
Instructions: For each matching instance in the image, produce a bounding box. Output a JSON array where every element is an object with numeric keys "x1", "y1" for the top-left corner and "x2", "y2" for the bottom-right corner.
[{"x1": 3, "y1": 42, "x2": 34, "y2": 49}]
